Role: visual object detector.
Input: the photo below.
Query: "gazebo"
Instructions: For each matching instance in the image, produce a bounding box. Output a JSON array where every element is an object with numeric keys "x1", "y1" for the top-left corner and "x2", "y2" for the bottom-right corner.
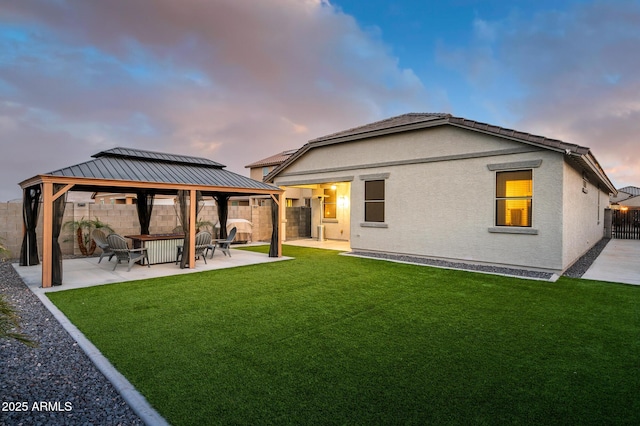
[{"x1": 18, "y1": 147, "x2": 283, "y2": 287}]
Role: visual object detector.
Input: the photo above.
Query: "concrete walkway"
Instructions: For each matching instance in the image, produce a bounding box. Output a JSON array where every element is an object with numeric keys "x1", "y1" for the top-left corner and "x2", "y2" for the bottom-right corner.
[{"x1": 582, "y1": 239, "x2": 640, "y2": 285}]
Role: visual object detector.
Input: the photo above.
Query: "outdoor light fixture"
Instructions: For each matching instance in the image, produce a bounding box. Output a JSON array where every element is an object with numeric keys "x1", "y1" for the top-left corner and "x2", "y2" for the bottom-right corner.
[{"x1": 338, "y1": 195, "x2": 349, "y2": 209}]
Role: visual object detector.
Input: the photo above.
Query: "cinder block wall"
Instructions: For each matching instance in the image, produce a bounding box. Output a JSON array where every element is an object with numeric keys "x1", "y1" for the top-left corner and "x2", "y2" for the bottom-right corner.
[{"x1": 0, "y1": 202, "x2": 274, "y2": 260}]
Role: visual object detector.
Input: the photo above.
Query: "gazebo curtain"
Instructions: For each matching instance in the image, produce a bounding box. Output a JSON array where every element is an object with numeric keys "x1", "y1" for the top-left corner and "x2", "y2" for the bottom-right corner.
[
  {"x1": 175, "y1": 190, "x2": 204, "y2": 269},
  {"x1": 269, "y1": 196, "x2": 279, "y2": 258},
  {"x1": 20, "y1": 185, "x2": 42, "y2": 266},
  {"x1": 52, "y1": 184, "x2": 67, "y2": 286},
  {"x1": 214, "y1": 194, "x2": 230, "y2": 239},
  {"x1": 136, "y1": 190, "x2": 155, "y2": 235}
]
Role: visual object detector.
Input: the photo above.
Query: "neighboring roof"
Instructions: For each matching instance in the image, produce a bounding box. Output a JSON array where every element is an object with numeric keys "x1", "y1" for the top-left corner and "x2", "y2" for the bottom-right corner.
[
  {"x1": 245, "y1": 149, "x2": 298, "y2": 169},
  {"x1": 25, "y1": 147, "x2": 279, "y2": 194},
  {"x1": 618, "y1": 186, "x2": 640, "y2": 196},
  {"x1": 267, "y1": 113, "x2": 616, "y2": 194}
]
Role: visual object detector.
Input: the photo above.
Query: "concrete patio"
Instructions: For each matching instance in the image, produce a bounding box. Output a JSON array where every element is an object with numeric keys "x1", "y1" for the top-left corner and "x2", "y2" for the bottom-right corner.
[
  {"x1": 13, "y1": 239, "x2": 351, "y2": 294},
  {"x1": 582, "y1": 239, "x2": 640, "y2": 285},
  {"x1": 14, "y1": 243, "x2": 292, "y2": 294}
]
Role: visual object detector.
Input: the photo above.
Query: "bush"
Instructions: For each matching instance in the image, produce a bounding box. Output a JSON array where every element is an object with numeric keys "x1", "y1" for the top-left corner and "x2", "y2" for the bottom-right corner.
[
  {"x1": 0, "y1": 294, "x2": 37, "y2": 347},
  {"x1": 63, "y1": 217, "x2": 114, "y2": 256}
]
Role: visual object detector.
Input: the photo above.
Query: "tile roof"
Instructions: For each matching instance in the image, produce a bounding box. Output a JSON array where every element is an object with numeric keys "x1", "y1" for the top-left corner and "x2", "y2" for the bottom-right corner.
[
  {"x1": 46, "y1": 147, "x2": 278, "y2": 191},
  {"x1": 267, "y1": 112, "x2": 616, "y2": 194},
  {"x1": 245, "y1": 149, "x2": 298, "y2": 168},
  {"x1": 618, "y1": 186, "x2": 640, "y2": 196},
  {"x1": 310, "y1": 113, "x2": 590, "y2": 155}
]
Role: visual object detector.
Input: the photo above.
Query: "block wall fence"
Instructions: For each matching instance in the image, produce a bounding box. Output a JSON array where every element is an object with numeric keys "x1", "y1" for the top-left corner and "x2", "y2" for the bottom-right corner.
[{"x1": 0, "y1": 202, "x2": 274, "y2": 260}]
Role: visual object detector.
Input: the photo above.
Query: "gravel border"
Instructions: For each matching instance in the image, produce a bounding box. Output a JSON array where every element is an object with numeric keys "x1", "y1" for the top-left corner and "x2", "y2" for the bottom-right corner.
[
  {"x1": 562, "y1": 237, "x2": 611, "y2": 278},
  {"x1": 349, "y1": 238, "x2": 612, "y2": 280},
  {"x1": 347, "y1": 251, "x2": 556, "y2": 280},
  {"x1": 0, "y1": 260, "x2": 144, "y2": 426}
]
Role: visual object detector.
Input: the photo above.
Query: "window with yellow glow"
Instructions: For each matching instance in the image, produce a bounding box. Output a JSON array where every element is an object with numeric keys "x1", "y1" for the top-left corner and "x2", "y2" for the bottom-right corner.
[
  {"x1": 323, "y1": 188, "x2": 336, "y2": 219},
  {"x1": 496, "y1": 170, "x2": 532, "y2": 227}
]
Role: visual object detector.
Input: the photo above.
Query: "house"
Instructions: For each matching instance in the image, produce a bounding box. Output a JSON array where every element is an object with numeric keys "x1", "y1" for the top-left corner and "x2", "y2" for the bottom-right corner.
[
  {"x1": 610, "y1": 186, "x2": 640, "y2": 209},
  {"x1": 246, "y1": 149, "x2": 312, "y2": 208},
  {"x1": 246, "y1": 149, "x2": 298, "y2": 182},
  {"x1": 266, "y1": 113, "x2": 617, "y2": 274}
]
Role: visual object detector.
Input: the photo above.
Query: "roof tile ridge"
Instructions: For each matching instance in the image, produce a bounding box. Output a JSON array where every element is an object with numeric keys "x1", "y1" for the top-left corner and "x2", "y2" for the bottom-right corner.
[
  {"x1": 448, "y1": 116, "x2": 589, "y2": 152},
  {"x1": 309, "y1": 112, "x2": 451, "y2": 143}
]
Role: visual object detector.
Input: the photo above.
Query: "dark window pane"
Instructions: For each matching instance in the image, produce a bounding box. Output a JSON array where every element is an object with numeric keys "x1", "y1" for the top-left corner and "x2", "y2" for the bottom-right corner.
[
  {"x1": 365, "y1": 201, "x2": 384, "y2": 222},
  {"x1": 365, "y1": 180, "x2": 385, "y2": 200}
]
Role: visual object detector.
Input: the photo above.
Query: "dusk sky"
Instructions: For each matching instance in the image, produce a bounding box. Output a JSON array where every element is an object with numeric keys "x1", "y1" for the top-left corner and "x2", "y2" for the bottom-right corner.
[{"x1": 1, "y1": 0, "x2": 639, "y2": 201}]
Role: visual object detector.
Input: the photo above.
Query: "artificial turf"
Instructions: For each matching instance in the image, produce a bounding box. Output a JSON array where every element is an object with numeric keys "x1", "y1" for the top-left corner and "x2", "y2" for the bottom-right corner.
[{"x1": 47, "y1": 245, "x2": 640, "y2": 425}]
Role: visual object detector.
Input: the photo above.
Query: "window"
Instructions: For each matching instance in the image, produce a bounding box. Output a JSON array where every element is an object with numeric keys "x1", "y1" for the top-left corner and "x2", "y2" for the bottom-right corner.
[
  {"x1": 496, "y1": 170, "x2": 532, "y2": 227},
  {"x1": 323, "y1": 188, "x2": 336, "y2": 219},
  {"x1": 262, "y1": 167, "x2": 269, "y2": 177},
  {"x1": 365, "y1": 180, "x2": 385, "y2": 222}
]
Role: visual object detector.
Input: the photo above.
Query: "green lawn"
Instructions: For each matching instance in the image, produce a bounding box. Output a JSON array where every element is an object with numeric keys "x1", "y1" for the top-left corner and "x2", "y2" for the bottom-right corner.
[{"x1": 47, "y1": 246, "x2": 640, "y2": 425}]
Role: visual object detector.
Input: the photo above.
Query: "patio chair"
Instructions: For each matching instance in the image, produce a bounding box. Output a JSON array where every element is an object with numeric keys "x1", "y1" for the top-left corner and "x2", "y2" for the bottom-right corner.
[
  {"x1": 206, "y1": 227, "x2": 237, "y2": 258},
  {"x1": 92, "y1": 229, "x2": 115, "y2": 264},
  {"x1": 106, "y1": 234, "x2": 150, "y2": 272},
  {"x1": 175, "y1": 231, "x2": 212, "y2": 265}
]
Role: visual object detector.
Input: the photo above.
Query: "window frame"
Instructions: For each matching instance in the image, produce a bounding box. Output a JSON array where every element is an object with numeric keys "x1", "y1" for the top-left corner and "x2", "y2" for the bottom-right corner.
[
  {"x1": 364, "y1": 179, "x2": 385, "y2": 223},
  {"x1": 494, "y1": 169, "x2": 533, "y2": 228},
  {"x1": 323, "y1": 187, "x2": 337, "y2": 219}
]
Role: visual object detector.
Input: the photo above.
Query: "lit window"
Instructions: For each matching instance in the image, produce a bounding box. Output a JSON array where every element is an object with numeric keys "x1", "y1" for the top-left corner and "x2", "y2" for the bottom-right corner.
[
  {"x1": 496, "y1": 170, "x2": 532, "y2": 227},
  {"x1": 323, "y1": 188, "x2": 336, "y2": 219},
  {"x1": 365, "y1": 180, "x2": 385, "y2": 222}
]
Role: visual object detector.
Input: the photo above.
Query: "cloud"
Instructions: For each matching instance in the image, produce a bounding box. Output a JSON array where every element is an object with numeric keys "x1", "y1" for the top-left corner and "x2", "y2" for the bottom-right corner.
[
  {"x1": 0, "y1": 0, "x2": 428, "y2": 201},
  {"x1": 440, "y1": 0, "x2": 640, "y2": 188}
]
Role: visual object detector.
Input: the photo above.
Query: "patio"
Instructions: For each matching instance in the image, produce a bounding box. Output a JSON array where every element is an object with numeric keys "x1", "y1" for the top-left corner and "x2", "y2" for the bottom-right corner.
[{"x1": 15, "y1": 244, "x2": 292, "y2": 294}]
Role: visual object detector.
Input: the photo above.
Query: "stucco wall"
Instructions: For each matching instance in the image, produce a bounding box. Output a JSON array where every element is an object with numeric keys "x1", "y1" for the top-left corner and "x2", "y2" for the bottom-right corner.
[
  {"x1": 561, "y1": 162, "x2": 607, "y2": 269},
  {"x1": 276, "y1": 126, "x2": 573, "y2": 272},
  {"x1": 348, "y1": 151, "x2": 564, "y2": 271}
]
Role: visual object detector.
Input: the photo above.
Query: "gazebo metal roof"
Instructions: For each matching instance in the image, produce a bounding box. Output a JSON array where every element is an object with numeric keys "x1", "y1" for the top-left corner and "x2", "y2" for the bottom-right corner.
[
  {"x1": 43, "y1": 147, "x2": 279, "y2": 194},
  {"x1": 19, "y1": 147, "x2": 283, "y2": 288}
]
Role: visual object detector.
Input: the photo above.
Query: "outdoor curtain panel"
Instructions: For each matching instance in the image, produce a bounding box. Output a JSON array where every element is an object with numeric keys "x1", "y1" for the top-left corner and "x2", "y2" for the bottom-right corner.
[
  {"x1": 136, "y1": 190, "x2": 155, "y2": 235},
  {"x1": 20, "y1": 185, "x2": 42, "y2": 266},
  {"x1": 52, "y1": 184, "x2": 67, "y2": 285},
  {"x1": 214, "y1": 194, "x2": 229, "y2": 240},
  {"x1": 269, "y1": 196, "x2": 279, "y2": 258}
]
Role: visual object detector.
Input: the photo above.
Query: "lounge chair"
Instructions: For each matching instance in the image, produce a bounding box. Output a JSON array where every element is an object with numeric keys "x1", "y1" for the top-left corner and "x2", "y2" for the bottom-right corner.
[
  {"x1": 92, "y1": 229, "x2": 115, "y2": 264},
  {"x1": 206, "y1": 227, "x2": 237, "y2": 258},
  {"x1": 175, "y1": 231, "x2": 212, "y2": 265},
  {"x1": 106, "y1": 234, "x2": 150, "y2": 272}
]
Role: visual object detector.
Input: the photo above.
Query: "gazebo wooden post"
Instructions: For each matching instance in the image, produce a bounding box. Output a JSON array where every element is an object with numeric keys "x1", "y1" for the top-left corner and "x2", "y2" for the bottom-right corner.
[
  {"x1": 189, "y1": 189, "x2": 197, "y2": 269},
  {"x1": 41, "y1": 181, "x2": 53, "y2": 288}
]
